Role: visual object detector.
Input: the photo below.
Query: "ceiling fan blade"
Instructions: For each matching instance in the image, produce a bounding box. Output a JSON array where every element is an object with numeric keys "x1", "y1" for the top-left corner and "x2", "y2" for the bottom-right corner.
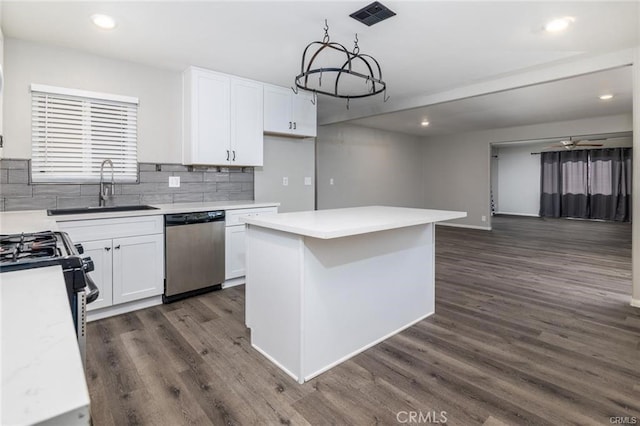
[{"x1": 577, "y1": 143, "x2": 604, "y2": 147}]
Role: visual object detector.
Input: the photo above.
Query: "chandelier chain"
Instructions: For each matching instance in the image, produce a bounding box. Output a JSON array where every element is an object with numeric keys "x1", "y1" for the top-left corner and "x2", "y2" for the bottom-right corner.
[{"x1": 323, "y1": 19, "x2": 330, "y2": 43}]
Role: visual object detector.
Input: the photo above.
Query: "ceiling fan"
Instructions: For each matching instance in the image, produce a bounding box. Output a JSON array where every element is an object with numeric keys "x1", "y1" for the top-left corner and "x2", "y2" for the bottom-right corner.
[{"x1": 544, "y1": 136, "x2": 605, "y2": 150}]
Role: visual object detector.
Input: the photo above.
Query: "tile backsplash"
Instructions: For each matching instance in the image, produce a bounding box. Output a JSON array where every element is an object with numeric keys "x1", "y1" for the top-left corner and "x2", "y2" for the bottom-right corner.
[{"x1": 0, "y1": 159, "x2": 254, "y2": 211}]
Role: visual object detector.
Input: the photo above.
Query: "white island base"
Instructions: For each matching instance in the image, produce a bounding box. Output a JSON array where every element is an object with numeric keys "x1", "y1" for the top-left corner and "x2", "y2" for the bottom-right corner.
[{"x1": 243, "y1": 206, "x2": 466, "y2": 384}]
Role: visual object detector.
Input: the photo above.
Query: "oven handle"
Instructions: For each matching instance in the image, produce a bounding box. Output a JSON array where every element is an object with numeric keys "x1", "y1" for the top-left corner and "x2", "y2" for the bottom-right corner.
[{"x1": 84, "y1": 273, "x2": 100, "y2": 304}]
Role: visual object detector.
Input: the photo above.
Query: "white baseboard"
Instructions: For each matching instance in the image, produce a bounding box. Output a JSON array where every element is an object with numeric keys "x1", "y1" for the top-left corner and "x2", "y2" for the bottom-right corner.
[
  {"x1": 222, "y1": 276, "x2": 245, "y2": 289},
  {"x1": 436, "y1": 222, "x2": 491, "y2": 231},
  {"x1": 631, "y1": 298, "x2": 640, "y2": 308},
  {"x1": 87, "y1": 295, "x2": 163, "y2": 322},
  {"x1": 495, "y1": 211, "x2": 540, "y2": 217}
]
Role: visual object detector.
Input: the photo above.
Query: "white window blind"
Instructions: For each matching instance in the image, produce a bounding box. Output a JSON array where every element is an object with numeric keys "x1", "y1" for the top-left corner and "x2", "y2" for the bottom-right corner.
[{"x1": 31, "y1": 84, "x2": 139, "y2": 183}]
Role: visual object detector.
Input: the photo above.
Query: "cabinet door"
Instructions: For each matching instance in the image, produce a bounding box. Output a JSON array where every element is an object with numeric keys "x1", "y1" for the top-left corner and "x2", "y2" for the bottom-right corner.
[
  {"x1": 231, "y1": 78, "x2": 264, "y2": 166},
  {"x1": 80, "y1": 239, "x2": 113, "y2": 311},
  {"x1": 292, "y1": 91, "x2": 317, "y2": 137},
  {"x1": 189, "y1": 68, "x2": 230, "y2": 165},
  {"x1": 225, "y1": 225, "x2": 246, "y2": 279},
  {"x1": 263, "y1": 85, "x2": 293, "y2": 134},
  {"x1": 112, "y1": 234, "x2": 164, "y2": 304}
]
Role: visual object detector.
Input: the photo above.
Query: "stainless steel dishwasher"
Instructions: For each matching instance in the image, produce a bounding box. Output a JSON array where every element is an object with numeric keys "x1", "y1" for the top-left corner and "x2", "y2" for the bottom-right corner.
[{"x1": 163, "y1": 210, "x2": 225, "y2": 303}]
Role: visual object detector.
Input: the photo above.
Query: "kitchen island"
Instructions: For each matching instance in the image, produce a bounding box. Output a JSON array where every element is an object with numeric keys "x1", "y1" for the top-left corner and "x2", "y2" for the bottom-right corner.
[{"x1": 242, "y1": 206, "x2": 466, "y2": 383}]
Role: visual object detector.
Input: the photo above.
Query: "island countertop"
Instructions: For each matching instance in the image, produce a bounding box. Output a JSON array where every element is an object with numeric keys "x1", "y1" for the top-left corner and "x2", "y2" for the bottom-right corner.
[
  {"x1": 241, "y1": 206, "x2": 467, "y2": 239},
  {"x1": 1, "y1": 266, "x2": 91, "y2": 425}
]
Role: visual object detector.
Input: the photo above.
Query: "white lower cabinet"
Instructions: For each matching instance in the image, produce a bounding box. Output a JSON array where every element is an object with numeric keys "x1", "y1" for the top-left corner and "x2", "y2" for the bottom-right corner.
[
  {"x1": 80, "y1": 239, "x2": 113, "y2": 311},
  {"x1": 225, "y1": 225, "x2": 247, "y2": 279},
  {"x1": 112, "y1": 234, "x2": 164, "y2": 304},
  {"x1": 58, "y1": 215, "x2": 164, "y2": 313},
  {"x1": 225, "y1": 207, "x2": 278, "y2": 283}
]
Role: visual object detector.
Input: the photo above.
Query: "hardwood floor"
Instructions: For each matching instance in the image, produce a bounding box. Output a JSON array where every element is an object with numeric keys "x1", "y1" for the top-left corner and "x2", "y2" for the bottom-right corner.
[{"x1": 86, "y1": 215, "x2": 640, "y2": 425}]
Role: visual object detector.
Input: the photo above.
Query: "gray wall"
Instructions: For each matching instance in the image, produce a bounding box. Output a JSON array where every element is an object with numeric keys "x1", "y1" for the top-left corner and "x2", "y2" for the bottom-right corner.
[
  {"x1": 316, "y1": 123, "x2": 424, "y2": 209},
  {"x1": 421, "y1": 113, "x2": 633, "y2": 228},
  {"x1": 0, "y1": 159, "x2": 253, "y2": 211},
  {"x1": 3, "y1": 38, "x2": 181, "y2": 163},
  {"x1": 421, "y1": 134, "x2": 491, "y2": 228},
  {"x1": 254, "y1": 135, "x2": 315, "y2": 213}
]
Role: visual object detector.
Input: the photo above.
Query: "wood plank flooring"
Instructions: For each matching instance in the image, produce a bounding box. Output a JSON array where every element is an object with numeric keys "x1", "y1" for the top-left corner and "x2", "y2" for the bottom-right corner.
[{"x1": 86, "y1": 216, "x2": 640, "y2": 425}]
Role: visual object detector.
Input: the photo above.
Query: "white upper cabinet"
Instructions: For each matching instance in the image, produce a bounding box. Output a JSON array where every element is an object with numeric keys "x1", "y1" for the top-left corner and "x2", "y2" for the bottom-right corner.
[
  {"x1": 263, "y1": 84, "x2": 317, "y2": 138},
  {"x1": 263, "y1": 85, "x2": 292, "y2": 135},
  {"x1": 292, "y1": 90, "x2": 317, "y2": 137},
  {"x1": 230, "y1": 77, "x2": 264, "y2": 166},
  {"x1": 183, "y1": 68, "x2": 230, "y2": 165},
  {"x1": 183, "y1": 66, "x2": 264, "y2": 166}
]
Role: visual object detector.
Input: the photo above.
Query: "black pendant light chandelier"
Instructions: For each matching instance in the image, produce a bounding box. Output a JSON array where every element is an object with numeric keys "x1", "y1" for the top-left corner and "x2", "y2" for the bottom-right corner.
[{"x1": 293, "y1": 20, "x2": 389, "y2": 109}]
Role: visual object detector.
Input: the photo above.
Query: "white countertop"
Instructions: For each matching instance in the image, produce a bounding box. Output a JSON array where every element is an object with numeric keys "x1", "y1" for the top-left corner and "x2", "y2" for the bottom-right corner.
[
  {"x1": 52, "y1": 200, "x2": 279, "y2": 222},
  {"x1": 0, "y1": 201, "x2": 280, "y2": 233},
  {"x1": 241, "y1": 206, "x2": 467, "y2": 239},
  {"x1": 0, "y1": 210, "x2": 59, "y2": 234},
  {"x1": 1, "y1": 266, "x2": 91, "y2": 425}
]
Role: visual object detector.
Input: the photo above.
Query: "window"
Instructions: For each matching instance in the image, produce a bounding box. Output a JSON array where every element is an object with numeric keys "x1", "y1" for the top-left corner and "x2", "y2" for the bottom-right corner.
[{"x1": 31, "y1": 84, "x2": 139, "y2": 183}]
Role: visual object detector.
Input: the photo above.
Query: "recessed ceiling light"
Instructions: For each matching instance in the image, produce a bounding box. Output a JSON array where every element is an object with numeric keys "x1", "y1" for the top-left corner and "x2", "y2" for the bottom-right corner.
[
  {"x1": 599, "y1": 94, "x2": 614, "y2": 101},
  {"x1": 91, "y1": 14, "x2": 116, "y2": 30},
  {"x1": 421, "y1": 120, "x2": 430, "y2": 127},
  {"x1": 544, "y1": 16, "x2": 575, "y2": 33}
]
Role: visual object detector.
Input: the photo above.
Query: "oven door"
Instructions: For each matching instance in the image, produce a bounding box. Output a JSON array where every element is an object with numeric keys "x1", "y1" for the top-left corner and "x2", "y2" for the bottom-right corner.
[{"x1": 75, "y1": 273, "x2": 98, "y2": 366}]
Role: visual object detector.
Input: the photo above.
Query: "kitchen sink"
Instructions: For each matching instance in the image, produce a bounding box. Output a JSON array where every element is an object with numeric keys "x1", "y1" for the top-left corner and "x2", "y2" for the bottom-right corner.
[{"x1": 47, "y1": 205, "x2": 159, "y2": 216}]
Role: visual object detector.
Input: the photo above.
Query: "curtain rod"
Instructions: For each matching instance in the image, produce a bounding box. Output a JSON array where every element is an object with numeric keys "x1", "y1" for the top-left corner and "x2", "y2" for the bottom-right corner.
[{"x1": 531, "y1": 147, "x2": 633, "y2": 155}]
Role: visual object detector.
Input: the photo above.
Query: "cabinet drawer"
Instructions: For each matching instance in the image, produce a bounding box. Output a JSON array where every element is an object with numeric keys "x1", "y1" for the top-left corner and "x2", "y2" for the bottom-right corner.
[
  {"x1": 225, "y1": 207, "x2": 278, "y2": 227},
  {"x1": 58, "y1": 215, "x2": 164, "y2": 241}
]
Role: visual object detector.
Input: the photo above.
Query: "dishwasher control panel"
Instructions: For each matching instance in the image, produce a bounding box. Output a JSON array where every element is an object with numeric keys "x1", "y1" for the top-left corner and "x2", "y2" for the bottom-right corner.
[{"x1": 165, "y1": 210, "x2": 225, "y2": 226}]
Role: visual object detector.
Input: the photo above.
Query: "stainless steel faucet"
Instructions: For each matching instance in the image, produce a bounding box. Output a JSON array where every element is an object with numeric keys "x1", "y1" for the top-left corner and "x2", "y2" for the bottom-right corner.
[{"x1": 99, "y1": 159, "x2": 115, "y2": 207}]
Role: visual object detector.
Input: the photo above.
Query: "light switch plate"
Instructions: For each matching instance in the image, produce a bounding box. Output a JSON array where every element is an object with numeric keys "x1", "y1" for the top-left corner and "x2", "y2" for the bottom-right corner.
[
  {"x1": 169, "y1": 176, "x2": 180, "y2": 188},
  {"x1": 329, "y1": 178, "x2": 335, "y2": 185},
  {"x1": 282, "y1": 177, "x2": 289, "y2": 186},
  {"x1": 304, "y1": 177, "x2": 312, "y2": 186}
]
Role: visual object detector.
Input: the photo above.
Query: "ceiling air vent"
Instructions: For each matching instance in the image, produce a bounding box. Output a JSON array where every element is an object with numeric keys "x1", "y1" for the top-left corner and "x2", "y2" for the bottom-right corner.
[{"x1": 350, "y1": 1, "x2": 396, "y2": 26}]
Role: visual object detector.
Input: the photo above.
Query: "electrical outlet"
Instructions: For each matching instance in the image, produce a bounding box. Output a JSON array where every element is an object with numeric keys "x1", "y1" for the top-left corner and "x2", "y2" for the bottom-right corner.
[
  {"x1": 169, "y1": 176, "x2": 180, "y2": 188},
  {"x1": 481, "y1": 215, "x2": 487, "y2": 222},
  {"x1": 282, "y1": 177, "x2": 289, "y2": 186},
  {"x1": 304, "y1": 177, "x2": 312, "y2": 186},
  {"x1": 329, "y1": 178, "x2": 334, "y2": 186}
]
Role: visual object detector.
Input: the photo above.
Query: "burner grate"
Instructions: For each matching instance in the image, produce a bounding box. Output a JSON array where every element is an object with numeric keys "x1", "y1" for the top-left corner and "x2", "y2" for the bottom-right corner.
[{"x1": 0, "y1": 231, "x2": 61, "y2": 265}]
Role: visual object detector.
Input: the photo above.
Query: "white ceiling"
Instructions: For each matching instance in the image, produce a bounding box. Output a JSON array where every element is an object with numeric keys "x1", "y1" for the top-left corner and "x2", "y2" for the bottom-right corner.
[
  {"x1": 1, "y1": 1, "x2": 638, "y2": 134},
  {"x1": 348, "y1": 66, "x2": 634, "y2": 136}
]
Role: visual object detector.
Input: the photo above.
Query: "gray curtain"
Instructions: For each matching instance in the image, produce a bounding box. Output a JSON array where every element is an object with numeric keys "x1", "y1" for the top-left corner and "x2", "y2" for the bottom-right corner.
[
  {"x1": 539, "y1": 148, "x2": 632, "y2": 222},
  {"x1": 560, "y1": 150, "x2": 589, "y2": 218},
  {"x1": 589, "y1": 148, "x2": 632, "y2": 221},
  {"x1": 540, "y1": 152, "x2": 562, "y2": 217}
]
